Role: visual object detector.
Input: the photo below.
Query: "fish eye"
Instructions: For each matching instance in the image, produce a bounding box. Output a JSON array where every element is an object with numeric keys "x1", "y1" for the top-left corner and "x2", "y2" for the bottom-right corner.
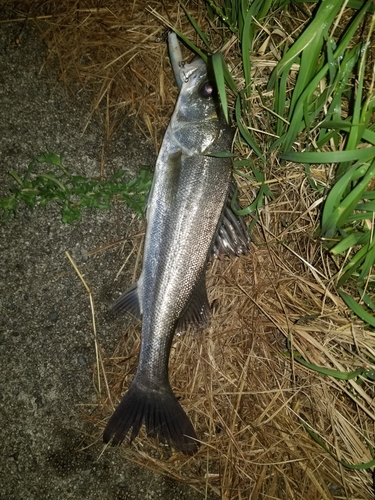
[{"x1": 199, "y1": 81, "x2": 215, "y2": 99}]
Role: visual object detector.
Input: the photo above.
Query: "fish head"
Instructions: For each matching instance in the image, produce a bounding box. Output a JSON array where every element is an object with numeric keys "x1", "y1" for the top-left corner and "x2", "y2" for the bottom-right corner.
[{"x1": 170, "y1": 57, "x2": 231, "y2": 155}]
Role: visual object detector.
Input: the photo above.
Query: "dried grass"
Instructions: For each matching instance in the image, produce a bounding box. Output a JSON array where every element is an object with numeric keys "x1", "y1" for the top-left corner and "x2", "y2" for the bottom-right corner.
[{"x1": 5, "y1": 1, "x2": 375, "y2": 498}]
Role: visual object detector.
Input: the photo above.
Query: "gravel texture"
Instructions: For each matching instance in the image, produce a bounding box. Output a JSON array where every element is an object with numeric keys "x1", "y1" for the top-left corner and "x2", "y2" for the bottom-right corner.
[{"x1": 0, "y1": 20, "x2": 212, "y2": 500}]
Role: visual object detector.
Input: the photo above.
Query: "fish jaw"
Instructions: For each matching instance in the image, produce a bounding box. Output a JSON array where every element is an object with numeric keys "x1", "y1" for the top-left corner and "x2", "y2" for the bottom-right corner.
[{"x1": 168, "y1": 32, "x2": 183, "y2": 89}]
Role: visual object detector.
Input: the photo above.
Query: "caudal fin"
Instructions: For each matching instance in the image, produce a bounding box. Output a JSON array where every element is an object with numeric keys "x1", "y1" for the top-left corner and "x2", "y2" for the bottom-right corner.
[{"x1": 103, "y1": 381, "x2": 199, "y2": 455}]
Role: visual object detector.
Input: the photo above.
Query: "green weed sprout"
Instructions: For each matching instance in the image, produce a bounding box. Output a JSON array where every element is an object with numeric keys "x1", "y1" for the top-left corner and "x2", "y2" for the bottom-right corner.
[{"x1": 0, "y1": 152, "x2": 152, "y2": 224}]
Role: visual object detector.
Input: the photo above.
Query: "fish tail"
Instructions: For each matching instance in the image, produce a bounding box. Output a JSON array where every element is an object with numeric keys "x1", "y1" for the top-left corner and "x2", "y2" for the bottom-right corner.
[{"x1": 103, "y1": 381, "x2": 199, "y2": 455}]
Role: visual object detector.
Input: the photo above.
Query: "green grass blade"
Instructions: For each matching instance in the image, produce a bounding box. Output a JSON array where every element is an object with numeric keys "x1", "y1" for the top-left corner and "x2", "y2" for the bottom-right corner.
[
  {"x1": 221, "y1": 59, "x2": 238, "y2": 94},
  {"x1": 317, "y1": 46, "x2": 361, "y2": 147},
  {"x1": 276, "y1": 1, "x2": 372, "y2": 151},
  {"x1": 338, "y1": 242, "x2": 375, "y2": 286},
  {"x1": 321, "y1": 161, "x2": 362, "y2": 233},
  {"x1": 212, "y1": 52, "x2": 229, "y2": 123},
  {"x1": 337, "y1": 42, "x2": 371, "y2": 178},
  {"x1": 339, "y1": 290, "x2": 375, "y2": 327},
  {"x1": 170, "y1": 28, "x2": 207, "y2": 61},
  {"x1": 284, "y1": 351, "x2": 365, "y2": 380},
  {"x1": 205, "y1": 0, "x2": 237, "y2": 33},
  {"x1": 317, "y1": 122, "x2": 375, "y2": 146},
  {"x1": 288, "y1": 29, "x2": 324, "y2": 118},
  {"x1": 180, "y1": 4, "x2": 212, "y2": 50},
  {"x1": 302, "y1": 421, "x2": 375, "y2": 470},
  {"x1": 358, "y1": 289, "x2": 375, "y2": 313},
  {"x1": 292, "y1": 0, "x2": 375, "y2": 13},
  {"x1": 358, "y1": 244, "x2": 375, "y2": 282},
  {"x1": 9, "y1": 171, "x2": 25, "y2": 187},
  {"x1": 258, "y1": 0, "x2": 273, "y2": 19},
  {"x1": 269, "y1": 0, "x2": 343, "y2": 91},
  {"x1": 235, "y1": 93, "x2": 265, "y2": 159},
  {"x1": 37, "y1": 152, "x2": 63, "y2": 166},
  {"x1": 240, "y1": 0, "x2": 261, "y2": 99},
  {"x1": 330, "y1": 232, "x2": 370, "y2": 255},
  {"x1": 356, "y1": 200, "x2": 375, "y2": 211},
  {"x1": 280, "y1": 147, "x2": 375, "y2": 164},
  {"x1": 40, "y1": 174, "x2": 68, "y2": 193},
  {"x1": 321, "y1": 160, "x2": 375, "y2": 237}
]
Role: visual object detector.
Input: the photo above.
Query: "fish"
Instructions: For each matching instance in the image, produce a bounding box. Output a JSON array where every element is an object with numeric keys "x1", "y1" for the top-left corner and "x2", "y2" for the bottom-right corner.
[{"x1": 103, "y1": 34, "x2": 250, "y2": 455}]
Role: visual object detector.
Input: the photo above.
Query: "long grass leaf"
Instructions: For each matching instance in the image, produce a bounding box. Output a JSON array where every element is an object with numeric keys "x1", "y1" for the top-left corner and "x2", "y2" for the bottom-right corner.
[
  {"x1": 258, "y1": 0, "x2": 273, "y2": 20},
  {"x1": 318, "y1": 121, "x2": 375, "y2": 145},
  {"x1": 9, "y1": 171, "x2": 25, "y2": 187},
  {"x1": 338, "y1": 242, "x2": 375, "y2": 286},
  {"x1": 321, "y1": 161, "x2": 366, "y2": 234},
  {"x1": 339, "y1": 290, "x2": 375, "y2": 327},
  {"x1": 331, "y1": 232, "x2": 370, "y2": 255},
  {"x1": 212, "y1": 52, "x2": 228, "y2": 123},
  {"x1": 285, "y1": 352, "x2": 364, "y2": 380},
  {"x1": 358, "y1": 289, "x2": 375, "y2": 312},
  {"x1": 321, "y1": 161, "x2": 375, "y2": 237},
  {"x1": 268, "y1": 0, "x2": 343, "y2": 91},
  {"x1": 170, "y1": 28, "x2": 207, "y2": 61},
  {"x1": 331, "y1": 162, "x2": 375, "y2": 234},
  {"x1": 240, "y1": 0, "x2": 261, "y2": 98},
  {"x1": 278, "y1": 1, "x2": 372, "y2": 151},
  {"x1": 358, "y1": 244, "x2": 375, "y2": 282},
  {"x1": 302, "y1": 421, "x2": 375, "y2": 470},
  {"x1": 280, "y1": 147, "x2": 375, "y2": 164},
  {"x1": 337, "y1": 42, "x2": 371, "y2": 178},
  {"x1": 291, "y1": 0, "x2": 374, "y2": 15},
  {"x1": 180, "y1": 4, "x2": 212, "y2": 50},
  {"x1": 235, "y1": 94, "x2": 265, "y2": 160},
  {"x1": 317, "y1": 46, "x2": 361, "y2": 147},
  {"x1": 289, "y1": 30, "x2": 324, "y2": 118},
  {"x1": 356, "y1": 201, "x2": 375, "y2": 211}
]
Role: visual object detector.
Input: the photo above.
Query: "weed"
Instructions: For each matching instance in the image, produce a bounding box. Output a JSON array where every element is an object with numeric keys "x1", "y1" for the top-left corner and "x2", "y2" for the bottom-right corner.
[{"x1": 0, "y1": 152, "x2": 153, "y2": 224}]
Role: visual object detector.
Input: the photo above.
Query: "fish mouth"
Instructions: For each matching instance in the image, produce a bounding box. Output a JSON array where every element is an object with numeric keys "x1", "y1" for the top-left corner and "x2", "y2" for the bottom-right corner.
[{"x1": 168, "y1": 31, "x2": 206, "y2": 89}]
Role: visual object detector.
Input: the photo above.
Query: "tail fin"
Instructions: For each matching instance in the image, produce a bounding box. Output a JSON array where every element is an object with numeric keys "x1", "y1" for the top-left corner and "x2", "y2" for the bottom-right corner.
[{"x1": 103, "y1": 381, "x2": 199, "y2": 455}]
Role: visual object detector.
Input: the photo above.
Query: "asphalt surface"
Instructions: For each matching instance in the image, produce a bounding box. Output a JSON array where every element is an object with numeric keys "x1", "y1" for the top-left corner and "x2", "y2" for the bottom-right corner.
[{"x1": 0, "y1": 19, "x2": 214, "y2": 500}]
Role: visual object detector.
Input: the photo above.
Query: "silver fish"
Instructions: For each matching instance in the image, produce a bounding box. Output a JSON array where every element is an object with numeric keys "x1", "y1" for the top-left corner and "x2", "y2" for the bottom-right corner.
[{"x1": 104, "y1": 37, "x2": 249, "y2": 454}]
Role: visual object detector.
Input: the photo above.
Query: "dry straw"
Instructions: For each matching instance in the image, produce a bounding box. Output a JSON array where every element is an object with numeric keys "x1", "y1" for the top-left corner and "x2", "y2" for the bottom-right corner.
[{"x1": 6, "y1": 1, "x2": 375, "y2": 498}]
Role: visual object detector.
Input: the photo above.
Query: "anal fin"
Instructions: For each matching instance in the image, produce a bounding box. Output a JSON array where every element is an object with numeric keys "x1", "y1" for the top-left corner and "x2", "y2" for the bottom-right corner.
[
  {"x1": 111, "y1": 282, "x2": 142, "y2": 319},
  {"x1": 176, "y1": 273, "x2": 210, "y2": 334}
]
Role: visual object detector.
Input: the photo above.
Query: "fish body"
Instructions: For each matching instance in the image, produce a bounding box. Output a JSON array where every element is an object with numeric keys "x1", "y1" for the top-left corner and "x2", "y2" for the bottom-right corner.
[{"x1": 104, "y1": 47, "x2": 248, "y2": 454}]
